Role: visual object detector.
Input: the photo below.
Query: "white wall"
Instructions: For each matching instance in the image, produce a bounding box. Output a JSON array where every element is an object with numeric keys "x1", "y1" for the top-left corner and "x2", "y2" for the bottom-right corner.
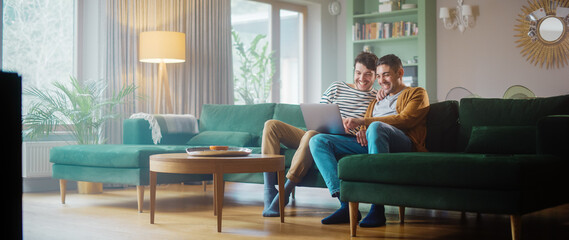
[{"x1": 436, "y1": 0, "x2": 569, "y2": 101}]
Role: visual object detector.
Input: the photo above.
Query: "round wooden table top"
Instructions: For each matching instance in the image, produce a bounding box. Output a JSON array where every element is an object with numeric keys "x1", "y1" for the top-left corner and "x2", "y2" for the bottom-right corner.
[{"x1": 149, "y1": 153, "x2": 285, "y2": 174}]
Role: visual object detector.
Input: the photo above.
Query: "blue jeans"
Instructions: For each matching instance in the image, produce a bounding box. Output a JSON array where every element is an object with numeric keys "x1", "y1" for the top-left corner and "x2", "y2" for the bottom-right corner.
[{"x1": 310, "y1": 121, "x2": 412, "y2": 196}]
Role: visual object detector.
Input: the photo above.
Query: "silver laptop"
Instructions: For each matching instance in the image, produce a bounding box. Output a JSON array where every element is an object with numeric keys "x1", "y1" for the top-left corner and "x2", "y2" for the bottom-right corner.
[{"x1": 300, "y1": 103, "x2": 347, "y2": 135}]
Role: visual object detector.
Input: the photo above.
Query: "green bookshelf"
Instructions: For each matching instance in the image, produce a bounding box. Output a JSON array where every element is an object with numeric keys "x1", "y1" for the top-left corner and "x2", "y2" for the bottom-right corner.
[{"x1": 346, "y1": 0, "x2": 437, "y2": 102}]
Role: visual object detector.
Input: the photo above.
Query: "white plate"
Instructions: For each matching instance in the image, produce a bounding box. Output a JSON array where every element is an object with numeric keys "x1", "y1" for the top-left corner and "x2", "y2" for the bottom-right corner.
[{"x1": 186, "y1": 147, "x2": 252, "y2": 157}]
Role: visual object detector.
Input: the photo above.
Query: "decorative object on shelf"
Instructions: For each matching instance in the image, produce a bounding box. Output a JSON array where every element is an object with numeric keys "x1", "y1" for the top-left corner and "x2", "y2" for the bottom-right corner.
[
  {"x1": 328, "y1": 1, "x2": 341, "y2": 16},
  {"x1": 139, "y1": 31, "x2": 186, "y2": 114},
  {"x1": 445, "y1": 87, "x2": 479, "y2": 102},
  {"x1": 406, "y1": 56, "x2": 418, "y2": 64},
  {"x1": 363, "y1": 45, "x2": 373, "y2": 53},
  {"x1": 439, "y1": 0, "x2": 475, "y2": 33},
  {"x1": 401, "y1": 4, "x2": 417, "y2": 10},
  {"x1": 503, "y1": 85, "x2": 536, "y2": 99},
  {"x1": 515, "y1": 0, "x2": 569, "y2": 69},
  {"x1": 379, "y1": 0, "x2": 400, "y2": 13}
]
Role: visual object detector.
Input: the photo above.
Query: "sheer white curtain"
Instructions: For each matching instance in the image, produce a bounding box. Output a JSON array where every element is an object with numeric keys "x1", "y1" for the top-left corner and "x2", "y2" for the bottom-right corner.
[{"x1": 105, "y1": 0, "x2": 233, "y2": 143}]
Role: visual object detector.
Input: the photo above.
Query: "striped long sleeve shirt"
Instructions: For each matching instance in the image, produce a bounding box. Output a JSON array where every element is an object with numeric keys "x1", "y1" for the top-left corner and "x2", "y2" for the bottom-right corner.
[{"x1": 320, "y1": 81, "x2": 378, "y2": 119}]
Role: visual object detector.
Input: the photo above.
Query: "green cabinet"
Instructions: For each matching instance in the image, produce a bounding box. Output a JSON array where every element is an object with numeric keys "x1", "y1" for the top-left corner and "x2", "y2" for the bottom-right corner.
[{"x1": 346, "y1": 0, "x2": 437, "y2": 101}]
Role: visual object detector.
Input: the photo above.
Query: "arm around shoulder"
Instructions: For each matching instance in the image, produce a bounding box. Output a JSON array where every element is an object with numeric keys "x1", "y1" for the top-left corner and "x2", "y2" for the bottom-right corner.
[{"x1": 363, "y1": 87, "x2": 430, "y2": 130}]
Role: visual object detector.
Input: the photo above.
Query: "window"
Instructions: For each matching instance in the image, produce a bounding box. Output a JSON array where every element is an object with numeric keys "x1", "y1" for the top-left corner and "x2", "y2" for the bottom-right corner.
[
  {"x1": 279, "y1": 9, "x2": 303, "y2": 104},
  {"x1": 2, "y1": 0, "x2": 75, "y2": 115},
  {"x1": 231, "y1": 0, "x2": 306, "y2": 104}
]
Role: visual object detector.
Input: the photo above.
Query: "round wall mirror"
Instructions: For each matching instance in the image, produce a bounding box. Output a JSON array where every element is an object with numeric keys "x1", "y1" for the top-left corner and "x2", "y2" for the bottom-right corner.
[
  {"x1": 538, "y1": 17, "x2": 565, "y2": 42},
  {"x1": 515, "y1": 0, "x2": 569, "y2": 69}
]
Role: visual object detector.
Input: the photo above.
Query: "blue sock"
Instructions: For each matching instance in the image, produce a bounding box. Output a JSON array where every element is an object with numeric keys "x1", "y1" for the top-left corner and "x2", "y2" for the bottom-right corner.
[
  {"x1": 262, "y1": 172, "x2": 278, "y2": 217},
  {"x1": 264, "y1": 180, "x2": 296, "y2": 217},
  {"x1": 322, "y1": 200, "x2": 361, "y2": 224},
  {"x1": 359, "y1": 204, "x2": 386, "y2": 228}
]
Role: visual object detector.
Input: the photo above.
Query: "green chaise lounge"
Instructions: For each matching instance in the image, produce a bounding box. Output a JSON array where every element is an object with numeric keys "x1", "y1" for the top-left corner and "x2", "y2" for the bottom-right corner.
[{"x1": 50, "y1": 103, "x2": 328, "y2": 212}]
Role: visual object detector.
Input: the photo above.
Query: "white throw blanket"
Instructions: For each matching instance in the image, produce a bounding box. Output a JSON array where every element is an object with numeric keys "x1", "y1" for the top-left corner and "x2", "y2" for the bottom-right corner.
[{"x1": 129, "y1": 113, "x2": 199, "y2": 144}]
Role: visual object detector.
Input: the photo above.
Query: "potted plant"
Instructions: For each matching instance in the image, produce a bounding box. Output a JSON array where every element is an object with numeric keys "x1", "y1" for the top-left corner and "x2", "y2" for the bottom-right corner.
[
  {"x1": 23, "y1": 76, "x2": 135, "y2": 144},
  {"x1": 232, "y1": 30, "x2": 276, "y2": 104}
]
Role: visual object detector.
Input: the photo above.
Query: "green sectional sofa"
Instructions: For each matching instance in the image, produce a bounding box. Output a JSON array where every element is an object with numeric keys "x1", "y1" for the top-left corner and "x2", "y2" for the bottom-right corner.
[
  {"x1": 50, "y1": 103, "x2": 326, "y2": 212},
  {"x1": 339, "y1": 94, "x2": 569, "y2": 240}
]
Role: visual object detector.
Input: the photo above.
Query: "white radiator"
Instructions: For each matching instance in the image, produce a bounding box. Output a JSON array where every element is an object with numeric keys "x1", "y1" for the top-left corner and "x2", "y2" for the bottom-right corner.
[{"x1": 22, "y1": 141, "x2": 76, "y2": 178}]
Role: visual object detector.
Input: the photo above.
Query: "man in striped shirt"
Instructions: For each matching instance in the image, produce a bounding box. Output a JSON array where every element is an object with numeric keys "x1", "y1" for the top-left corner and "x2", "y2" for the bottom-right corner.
[
  {"x1": 262, "y1": 52, "x2": 379, "y2": 217},
  {"x1": 310, "y1": 54, "x2": 429, "y2": 227}
]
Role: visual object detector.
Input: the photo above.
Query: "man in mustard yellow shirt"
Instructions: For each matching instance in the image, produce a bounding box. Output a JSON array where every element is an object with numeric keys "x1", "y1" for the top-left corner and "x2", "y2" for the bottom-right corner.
[{"x1": 309, "y1": 54, "x2": 430, "y2": 227}]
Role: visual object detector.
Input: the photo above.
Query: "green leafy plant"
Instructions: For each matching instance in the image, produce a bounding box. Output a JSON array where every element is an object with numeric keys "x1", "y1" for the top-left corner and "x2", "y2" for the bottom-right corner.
[
  {"x1": 23, "y1": 76, "x2": 136, "y2": 144},
  {"x1": 232, "y1": 30, "x2": 276, "y2": 104}
]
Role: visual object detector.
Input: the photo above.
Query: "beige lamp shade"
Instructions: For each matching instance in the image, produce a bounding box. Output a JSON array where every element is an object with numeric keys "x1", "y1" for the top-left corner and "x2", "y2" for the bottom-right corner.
[{"x1": 139, "y1": 31, "x2": 186, "y2": 63}]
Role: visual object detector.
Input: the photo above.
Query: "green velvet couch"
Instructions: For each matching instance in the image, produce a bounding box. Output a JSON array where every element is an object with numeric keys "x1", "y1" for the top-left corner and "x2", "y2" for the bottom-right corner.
[
  {"x1": 50, "y1": 103, "x2": 326, "y2": 212},
  {"x1": 339, "y1": 95, "x2": 569, "y2": 239}
]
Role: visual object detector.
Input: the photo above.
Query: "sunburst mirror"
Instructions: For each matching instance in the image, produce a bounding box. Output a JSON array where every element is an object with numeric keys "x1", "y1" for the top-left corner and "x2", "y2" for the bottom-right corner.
[{"x1": 515, "y1": 0, "x2": 569, "y2": 69}]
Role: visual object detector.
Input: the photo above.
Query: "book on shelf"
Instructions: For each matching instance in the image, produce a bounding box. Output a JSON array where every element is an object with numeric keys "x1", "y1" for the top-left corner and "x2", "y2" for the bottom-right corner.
[{"x1": 352, "y1": 21, "x2": 418, "y2": 41}]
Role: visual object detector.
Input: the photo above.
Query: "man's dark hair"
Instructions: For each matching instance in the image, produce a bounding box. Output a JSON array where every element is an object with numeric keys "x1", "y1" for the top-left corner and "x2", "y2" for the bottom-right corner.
[
  {"x1": 377, "y1": 54, "x2": 403, "y2": 73},
  {"x1": 354, "y1": 51, "x2": 379, "y2": 72}
]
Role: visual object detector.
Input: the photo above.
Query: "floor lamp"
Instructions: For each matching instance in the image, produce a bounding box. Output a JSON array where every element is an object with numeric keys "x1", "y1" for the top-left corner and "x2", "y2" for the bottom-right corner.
[{"x1": 139, "y1": 31, "x2": 186, "y2": 114}]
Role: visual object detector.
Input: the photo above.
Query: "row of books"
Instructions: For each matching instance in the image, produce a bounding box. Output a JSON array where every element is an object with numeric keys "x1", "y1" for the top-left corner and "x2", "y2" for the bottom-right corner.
[{"x1": 352, "y1": 21, "x2": 418, "y2": 41}]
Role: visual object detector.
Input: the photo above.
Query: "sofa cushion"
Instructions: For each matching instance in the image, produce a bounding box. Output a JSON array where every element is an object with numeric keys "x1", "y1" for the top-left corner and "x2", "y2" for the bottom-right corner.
[
  {"x1": 123, "y1": 119, "x2": 196, "y2": 145},
  {"x1": 199, "y1": 103, "x2": 275, "y2": 133},
  {"x1": 458, "y1": 95, "x2": 569, "y2": 151},
  {"x1": 198, "y1": 103, "x2": 275, "y2": 147},
  {"x1": 465, "y1": 126, "x2": 536, "y2": 154},
  {"x1": 50, "y1": 144, "x2": 187, "y2": 168},
  {"x1": 425, "y1": 100, "x2": 459, "y2": 152},
  {"x1": 273, "y1": 104, "x2": 306, "y2": 129},
  {"x1": 338, "y1": 152, "x2": 568, "y2": 190},
  {"x1": 187, "y1": 131, "x2": 254, "y2": 147}
]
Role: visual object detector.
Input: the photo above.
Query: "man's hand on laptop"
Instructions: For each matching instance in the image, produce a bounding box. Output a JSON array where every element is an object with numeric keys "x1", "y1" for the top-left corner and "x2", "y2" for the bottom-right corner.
[{"x1": 343, "y1": 117, "x2": 365, "y2": 131}]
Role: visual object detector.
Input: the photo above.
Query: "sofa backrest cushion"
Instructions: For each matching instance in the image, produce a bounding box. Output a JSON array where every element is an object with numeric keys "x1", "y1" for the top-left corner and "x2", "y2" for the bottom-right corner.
[
  {"x1": 194, "y1": 103, "x2": 276, "y2": 147},
  {"x1": 425, "y1": 100, "x2": 459, "y2": 152},
  {"x1": 273, "y1": 104, "x2": 306, "y2": 129},
  {"x1": 123, "y1": 118, "x2": 197, "y2": 145},
  {"x1": 458, "y1": 94, "x2": 569, "y2": 152}
]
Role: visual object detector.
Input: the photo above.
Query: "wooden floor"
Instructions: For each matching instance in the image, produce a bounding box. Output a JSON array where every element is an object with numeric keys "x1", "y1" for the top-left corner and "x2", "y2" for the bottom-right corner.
[{"x1": 23, "y1": 182, "x2": 569, "y2": 240}]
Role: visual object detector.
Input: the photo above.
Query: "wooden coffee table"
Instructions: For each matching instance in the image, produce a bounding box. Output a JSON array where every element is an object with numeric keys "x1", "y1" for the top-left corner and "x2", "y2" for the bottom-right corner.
[{"x1": 149, "y1": 153, "x2": 285, "y2": 232}]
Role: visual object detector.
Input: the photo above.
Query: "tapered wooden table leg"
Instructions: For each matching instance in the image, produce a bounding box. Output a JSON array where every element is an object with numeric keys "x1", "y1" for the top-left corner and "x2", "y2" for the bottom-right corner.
[
  {"x1": 150, "y1": 171, "x2": 157, "y2": 224},
  {"x1": 214, "y1": 173, "x2": 224, "y2": 232},
  {"x1": 213, "y1": 173, "x2": 217, "y2": 216},
  {"x1": 277, "y1": 170, "x2": 286, "y2": 223}
]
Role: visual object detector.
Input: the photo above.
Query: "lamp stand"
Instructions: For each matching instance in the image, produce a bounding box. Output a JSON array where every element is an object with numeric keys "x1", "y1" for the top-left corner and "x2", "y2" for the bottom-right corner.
[{"x1": 156, "y1": 61, "x2": 174, "y2": 114}]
